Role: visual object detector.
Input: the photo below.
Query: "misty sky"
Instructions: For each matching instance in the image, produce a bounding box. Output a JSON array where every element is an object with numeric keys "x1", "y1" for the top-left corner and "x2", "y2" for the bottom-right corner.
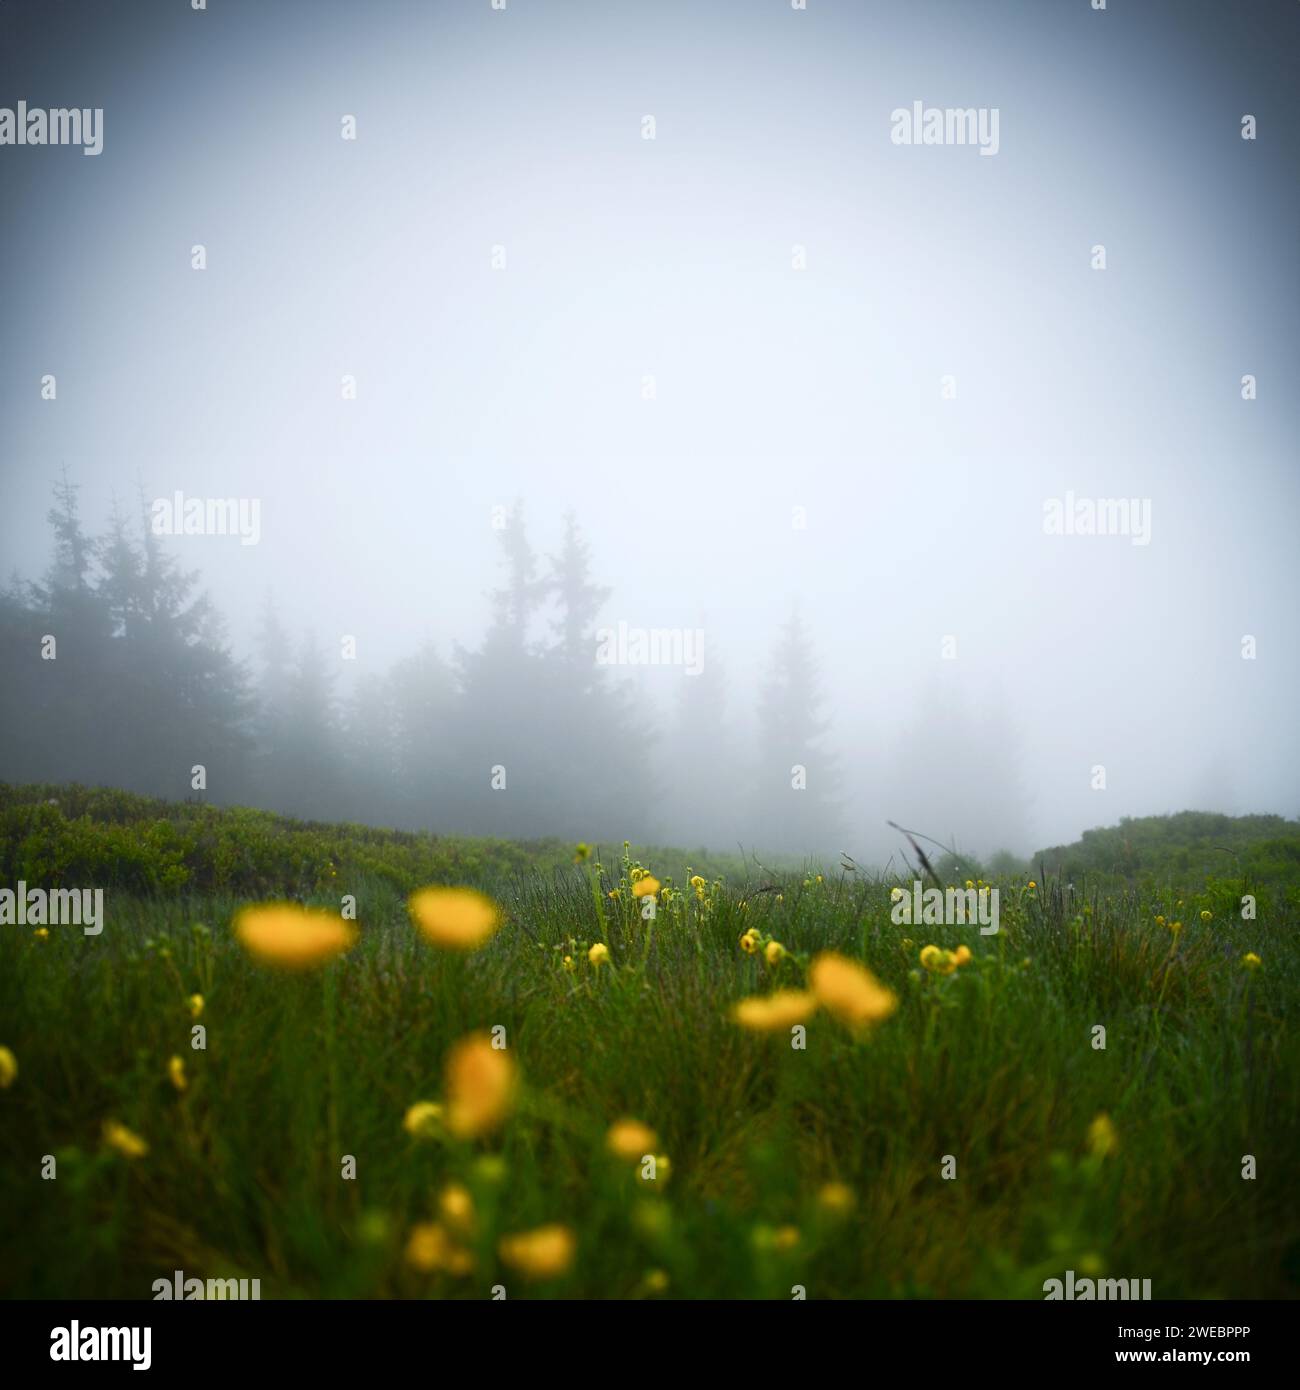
[{"x1": 2, "y1": 0, "x2": 1297, "y2": 854}]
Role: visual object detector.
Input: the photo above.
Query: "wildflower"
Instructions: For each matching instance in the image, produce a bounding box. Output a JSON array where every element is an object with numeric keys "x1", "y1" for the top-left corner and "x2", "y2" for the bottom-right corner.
[
  {"x1": 608, "y1": 889, "x2": 620, "y2": 901},
  {"x1": 445, "y1": 1033, "x2": 517, "y2": 1139},
  {"x1": 1154, "y1": 915, "x2": 1165, "y2": 926},
  {"x1": 1027, "y1": 880, "x2": 1037, "y2": 890},
  {"x1": 607, "y1": 1118, "x2": 658, "y2": 1161},
  {"x1": 188, "y1": 993, "x2": 204, "y2": 1020},
  {"x1": 573, "y1": 843, "x2": 592, "y2": 863},
  {"x1": 890, "y1": 887, "x2": 904, "y2": 903},
  {"x1": 103, "y1": 1120, "x2": 148, "y2": 1159},
  {"x1": 403, "y1": 1101, "x2": 443, "y2": 1139},
  {"x1": 498, "y1": 1225, "x2": 576, "y2": 1280},
  {"x1": 588, "y1": 942, "x2": 610, "y2": 967},
  {"x1": 739, "y1": 928, "x2": 760, "y2": 954},
  {"x1": 764, "y1": 940, "x2": 786, "y2": 965},
  {"x1": 731, "y1": 990, "x2": 817, "y2": 1032},
  {"x1": 772, "y1": 1226, "x2": 801, "y2": 1251},
  {"x1": 953, "y1": 944, "x2": 972, "y2": 966},
  {"x1": 632, "y1": 876, "x2": 661, "y2": 899},
  {"x1": 234, "y1": 902, "x2": 357, "y2": 970},
  {"x1": 1242, "y1": 952, "x2": 1261, "y2": 971},
  {"x1": 405, "y1": 1222, "x2": 451, "y2": 1273},
  {"x1": 1086, "y1": 1113, "x2": 1118, "y2": 1159},
  {"x1": 167, "y1": 1055, "x2": 187, "y2": 1092},
  {"x1": 1169, "y1": 920, "x2": 1183, "y2": 935},
  {"x1": 919, "y1": 945, "x2": 957, "y2": 975},
  {"x1": 561, "y1": 954, "x2": 575, "y2": 972},
  {"x1": 815, "y1": 874, "x2": 824, "y2": 884},
  {"x1": 809, "y1": 953, "x2": 898, "y2": 1030},
  {"x1": 33, "y1": 927, "x2": 49, "y2": 940},
  {"x1": 642, "y1": 1268, "x2": 670, "y2": 1294},
  {"x1": 689, "y1": 874, "x2": 706, "y2": 893},
  {"x1": 965, "y1": 879, "x2": 974, "y2": 890},
  {"x1": 408, "y1": 886, "x2": 501, "y2": 950},
  {"x1": 817, "y1": 1181, "x2": 855, "y2": 1216},
  {"x1": 1200, "y1": 910, "x2": 1212, "y2": 924},
  {"x1": 0, "y1": 1046, "x2": 16, "y2": 1088},
  {"x1": 439, "y1": 1183, "x2": 476, "y2": 1237}
]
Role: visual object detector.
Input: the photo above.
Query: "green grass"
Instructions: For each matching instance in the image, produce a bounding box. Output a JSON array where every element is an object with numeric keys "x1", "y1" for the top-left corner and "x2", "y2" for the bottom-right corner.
[{"x1": 1, "y1": 790, "x2": 1297, "y2": 1299}]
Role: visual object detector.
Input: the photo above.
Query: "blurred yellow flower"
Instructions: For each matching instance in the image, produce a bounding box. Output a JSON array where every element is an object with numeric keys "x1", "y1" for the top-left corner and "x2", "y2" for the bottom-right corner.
[
  {"x1": 103, "y1": 1120, "x2": 148, "y2": 1159},
  {"x1": 0, "y1": 1046, "x2": 16, "y2": 1088},
  {"x1": 1242, "y1": 952, "x2": 1261, "y2": 971},
  {"x1": 731, "y1": 989, "x2": 817, "y2": 1032},
  {"x1": 689, "y1": 875, "x2": 706, "y2": 892},
  {"x1": 772, "y1": 1225, "x2": 801, "y2": 1251},
  {"x1": 1199, "y1": 910, "x2": 1212, "y2": 923},
  {"x1": 953, "y1": 945, "x2": 972, "y2": 966},
  {"x1": 920, "y1": 944, "x2": 958, "y2": 974},
  {"x1": 809, "y1": 953, "x2": 897, "y2": 1030},
  {"x1": 607, "y1": 1118, "x2": 659, "y2": 1161},
  {"x1": 764, "y1": 940, "x2": 786, "y2": 965},
  {"x1": 234, "y1": 902, "x2": 357, "y2": 970},
  {"x1": 642, "y1": 1268, "x2": 670, "y2": 1294},
  {"x1": 817, "y1": 1181, "x2": 856, "y2": 1216},
  {"x1": 445, "y1": 1033, "x2": 517, "y2": 1139},
  {"x1": 1154, "y1": 915, "x2": 1166, "y2": 926},
  {"x1": 498, "y1": 1224, "x2": 576, "y2": 1280},
  {"x1": 1169, "y1": 920, "x2": 1183, "y2": 935},
  {"x1": 405, "y1": 1221, "x2": 451, "y2": 1272},
  {"x1": 588, "y1": 942, "x2": 610, "y2": 967},
  {"x1": 439, "y1": 1182, "x2": 476, "y2": 1236},
  {"x1": 1086, "y1": 1112, "x2": 1118, "y2": 1159},
  {"x1": 964, "y1": 879, "x2": 974, "y2": 890},
  {"x1": 561, "y1": 954, "x2": 575, "y2": 972},
  {"x1": 408, "y1": 886, "x2": 501, "y2": 950},
  {"x1": 167, "y1": 1055, "x2": 187, "y2": 1092},
  {"x1": 740, "y1": 929, "x2": 760, "y2": 954},
  {"x1": 573, "y1": 843, "x2": 592, "y2": 863},
  {"x1": 632, "y1": 876, "x2": 661, "y2": 899},
  {"x1": 1027, "y1": 880, "x2": 1037, "y2": 890},
  {"x1": 188, "y1": 993, "x2": 204, "y2": 1020},
  {"x1": 403, "y1": 1101, "x2": 443, "y2": 1139},
  {"x1": 33, "y1": 927, "x2": 49, "y2": 940}
]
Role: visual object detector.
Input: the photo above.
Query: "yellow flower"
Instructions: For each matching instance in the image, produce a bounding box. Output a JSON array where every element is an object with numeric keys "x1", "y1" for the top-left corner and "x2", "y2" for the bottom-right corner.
[
  {"x1": 167, "y1": 1055, "x2": 187, "y2": 1092},
  {"x1": 33, "y1": 927, "x2": 49, "y2": 940},
  {"x1": 607, "y1": 889, "x2": 621, "y2": 901},
  {"x1": 103, "y1": 1120, "x2": 148, "y2": 1159},
  {"x1": 0, "y1": 1046, "x2": 16, "y2": 1089},
  {"x1": 919, "y1": 944, "x2": 942, "y2": 970},
  {"x1": 689, "y1": 875, "x2": 706, "y2": 892},
  {"x1": 764, "y1": 940, "x2": 786, "y2": 965},
  {"x1": 1086, "y1": 1112, "x2": 1118, "y2": 1159},
  {"x1": 817, "y1": 1181, "x2": 855, "y2": 1216},
  {"x1": 573, "y1": 843, "x2": 592, "y2": 863},
  {"x1": 731, "y1": 989, "x2": 818, "y2": 1032},
  {"x1": 642, "y1": 1268, "x2": 670, "y2": 1294},
  {"x1": 1027, "y1": 880, "x2": 1037, "y2": 890},
  {"x1": 1199, "y1": 910, "x2": 1212, "y2": 923},
  {"x1": 809, "y1": 953, "x2": 898, "y2": 1030},
  {"x1": 1154, "y1": 915, "x2": 1165, "y2": 926},
  {"x1": 588, "y1": 942, "x2": 610, "y2": 967},
  {"x1": 772, "y1": 1225, "x2": 801, "y2": 1251},
  {"x1": 439, "y1": 1182, "x2": 476, "y2": 1236},
  {"x1": 405, "y1": 1221, "x2": 450, "y2": 1272},
  {"x1": 498, "y1": 1224, "x2": 576, "y2": 1281},
  {"x1": 953, "y1": 944, "x2": 972, "y2": 966},
  {"x1": 408, "y1": 886, "x2": 501, "y2": 951},
  {"x1": 234, "y1": 902, "x2": 357, "y2": 970},
  {"x1": 965, "y1": 879, "x2": 974, "y2": 890},
  {"x1": 403, "y1": 1101, "x2": 443, "y2": 1139},
  {"x1": 1242, "y1": 952, "x2": 1261, "y2": 971},
  {"x1": 739, "y1": 929, "x2": 760, "y2": 954},
  {"x1": 632, "y1": 876, "x2": 661, "y2": 899},
  {"x1": 919, "y1": 945, "x2": 958, "y2": 975},
  {"x1": 188, "y1": 993, "x2": 204, "y2": 1020},
  {"x1": 1169, "y1": 920, "x2": 1183, "y2": 935},
  {"x1": 607, "y1": 1118, "x2": 659, "y2": 1161},
  {"x1": 444, "y1": 1033, "x2": 517, "y2": 1139},
  {"x1": 561, "y1": 954, "x2": 575, "y2": 972}
]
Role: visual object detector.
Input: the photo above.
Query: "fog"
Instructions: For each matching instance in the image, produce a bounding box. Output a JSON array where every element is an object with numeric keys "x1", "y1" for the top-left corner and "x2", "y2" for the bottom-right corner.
[{"x1": 2, "y1": 0, "x2": 1296, "y2": 863}]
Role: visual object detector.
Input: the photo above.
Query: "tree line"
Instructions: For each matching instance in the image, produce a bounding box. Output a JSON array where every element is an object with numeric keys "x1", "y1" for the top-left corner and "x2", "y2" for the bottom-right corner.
[{"x1": 0, "y1": 478, "x2": 845, "y2": 852}]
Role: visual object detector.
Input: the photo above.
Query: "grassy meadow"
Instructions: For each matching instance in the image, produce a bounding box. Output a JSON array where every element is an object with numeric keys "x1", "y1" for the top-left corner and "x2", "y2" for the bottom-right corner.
[{"x1": 1, "y1": 787, "x2": 1297, "y2": 1299}]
